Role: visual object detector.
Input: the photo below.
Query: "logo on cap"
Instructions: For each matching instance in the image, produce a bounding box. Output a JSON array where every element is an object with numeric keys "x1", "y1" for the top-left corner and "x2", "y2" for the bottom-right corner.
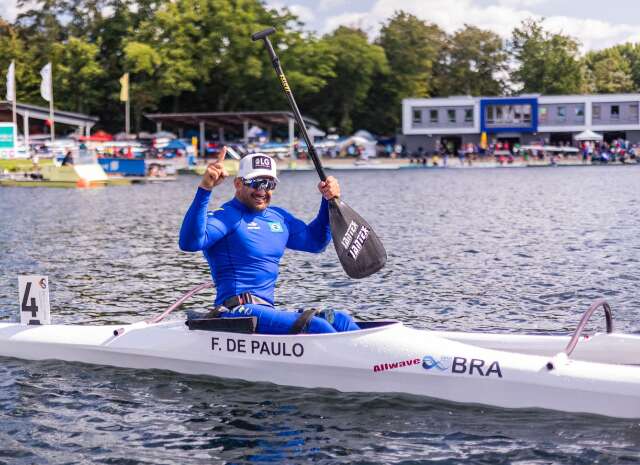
[{"x1": 252, "y1": 156, "x2": 272, "y2": 170}]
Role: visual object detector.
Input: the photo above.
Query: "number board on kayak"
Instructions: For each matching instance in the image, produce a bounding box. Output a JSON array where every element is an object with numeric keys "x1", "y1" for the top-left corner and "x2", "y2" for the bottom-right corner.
[{"x1": 18, "y1": 275, "x2": 51, "y2": 325}]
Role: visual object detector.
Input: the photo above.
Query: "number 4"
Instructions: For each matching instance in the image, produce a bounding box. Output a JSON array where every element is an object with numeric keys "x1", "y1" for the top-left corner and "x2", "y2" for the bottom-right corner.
[{"x1": 21, "y1": 282, "x2": 39, "y2": 318}]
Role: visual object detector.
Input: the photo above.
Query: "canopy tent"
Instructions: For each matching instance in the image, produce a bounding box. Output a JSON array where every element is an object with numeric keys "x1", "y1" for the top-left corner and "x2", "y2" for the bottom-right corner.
[
  {"x1": 152, "y1": 131, "x2": 178, "y2": 139},
  {"x1": 574, "y1": 130, "x2": 603, "y2": 141},
  {"x1": 307, "y1": 125, "x2": 326, "y2": 139},
  {"x1": 113, "y1": 131, "x2": 137, "y2": 141},
  {"x1": 340, "y1": 135, "x2": 378, "y2": 159},
  {"x1": 247, "y1": 125, "x2": 266, "y2": 138},
  {"x1": 78, "y1": 130, "x2": 113, "y2": 142},
  {"x1": 353, "y1": 129, "x2": 375, "y2": 141},
  {"x1": 164, "y1": 139, "x2": 188, "y2": 150}
]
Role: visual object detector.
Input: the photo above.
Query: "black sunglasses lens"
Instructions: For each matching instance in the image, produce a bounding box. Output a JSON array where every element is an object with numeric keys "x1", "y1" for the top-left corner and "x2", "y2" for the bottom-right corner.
[{"x1": 245, "y1": 179, "x2": 276, "y2": 190}]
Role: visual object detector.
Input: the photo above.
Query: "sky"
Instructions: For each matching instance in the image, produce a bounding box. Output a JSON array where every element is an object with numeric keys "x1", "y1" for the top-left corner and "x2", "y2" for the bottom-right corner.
[
  {"x1": 265, "y1": 0, "x2": 640, "y2": 52},
  {"x1": 1, "y1": 0, "x2": 639, "y2": 53}
]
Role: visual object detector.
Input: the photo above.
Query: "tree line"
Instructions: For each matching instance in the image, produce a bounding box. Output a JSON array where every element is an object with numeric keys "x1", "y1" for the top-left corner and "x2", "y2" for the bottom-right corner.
[{"x1": 1, "y1": 0, "x2": 639, "y2": 136}]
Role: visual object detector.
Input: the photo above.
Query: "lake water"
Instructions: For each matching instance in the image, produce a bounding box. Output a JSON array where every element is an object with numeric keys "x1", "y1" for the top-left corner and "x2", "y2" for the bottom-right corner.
[{"x1": 1, "y1": 165, "x2": 640, "y2": 464}]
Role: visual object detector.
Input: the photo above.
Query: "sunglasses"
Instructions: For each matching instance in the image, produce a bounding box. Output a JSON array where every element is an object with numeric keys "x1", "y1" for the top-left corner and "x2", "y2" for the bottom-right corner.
[{"x1": 242, "y1": 178, "x2": 278, "y2": 191}]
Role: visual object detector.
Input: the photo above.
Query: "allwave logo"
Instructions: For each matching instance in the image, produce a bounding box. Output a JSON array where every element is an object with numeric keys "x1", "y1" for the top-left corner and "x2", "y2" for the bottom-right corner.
[
  {"x1": 373, "y1": 358, "x2": 421, "y2": 373},
  {"x1": 247, "y1": 221, "x2": 260, "y2": 230}
]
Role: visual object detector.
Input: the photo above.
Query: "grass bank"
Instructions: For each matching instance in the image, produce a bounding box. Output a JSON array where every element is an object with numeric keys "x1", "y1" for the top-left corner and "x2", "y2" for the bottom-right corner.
[{"x1": 0, "y1": 158, "x2": 54, "y2": 172}]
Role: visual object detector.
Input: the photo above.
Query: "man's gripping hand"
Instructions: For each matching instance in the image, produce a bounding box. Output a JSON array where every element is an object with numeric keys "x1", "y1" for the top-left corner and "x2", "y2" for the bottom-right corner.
[
  {"x1": 318, "y1": 175, "x2": 340, "y2": 200},
  {"x1": 199, "y1": 146, "x2": 229, "y2": 191}
]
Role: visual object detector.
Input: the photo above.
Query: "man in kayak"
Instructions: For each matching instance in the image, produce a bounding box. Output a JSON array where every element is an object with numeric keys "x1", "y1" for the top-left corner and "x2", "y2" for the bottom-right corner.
[{"x1": 179, "y1": 146, "x2": 360, "y2": 334}]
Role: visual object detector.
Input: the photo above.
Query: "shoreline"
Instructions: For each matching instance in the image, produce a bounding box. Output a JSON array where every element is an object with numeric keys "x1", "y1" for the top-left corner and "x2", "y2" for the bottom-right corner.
[{"x1": 280, "y1": 156, "x2": 640, "y2": 171}]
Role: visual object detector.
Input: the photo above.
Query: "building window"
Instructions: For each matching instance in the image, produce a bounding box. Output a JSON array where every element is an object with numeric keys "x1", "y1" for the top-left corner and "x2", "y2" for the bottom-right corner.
[
  {"x1": 557, "y1": 106, "x2": 566, "y2": 120},
  {"x1": 611, "y1": 105, "x2": 620, "y2": 119},
  {"x1": 448, "y1": 109, "x2": 456, "y2": 123},
  {"x1": 539, "y1": 107, "x2": 547, "y2": 123},
  {"x1": 430, "y1": 109, "x2": 438, "y2": 123},
  {"x1": 487, "y1": 106, "x2": 494, "y2": 123},
  {"x1": 464, "y1": 109, "x2": 473, "y2": 122},
  {"x1": 575, "y1": 105, "x2": 584, "y2": 118},
  {"x1": 523, "y1": 105, "x2": 531, "y2": 123},
  {"x1": 593, "y1": 105, "x2": 601, "y2": 120},
  {"x1": 413, "y1": 109, "x2": 422, "y2": 123},
  {"x1": 496, "y1": 106, "x2": 503, "y2": 122},
  {"x1": 631, "y1": 104, "x2": 639, "y2": 121}
]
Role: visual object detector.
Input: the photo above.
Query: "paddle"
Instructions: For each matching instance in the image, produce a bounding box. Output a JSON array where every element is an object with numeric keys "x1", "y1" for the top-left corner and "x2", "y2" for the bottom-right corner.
[{"x1": 252, "y1": 27, "x2": 387, "y2": 279}]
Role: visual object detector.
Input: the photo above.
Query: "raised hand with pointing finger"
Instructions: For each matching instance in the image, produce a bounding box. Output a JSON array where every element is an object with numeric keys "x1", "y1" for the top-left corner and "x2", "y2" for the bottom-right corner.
[{"x1": 199, "y1": 146, "x2": 228, "y2": 191}]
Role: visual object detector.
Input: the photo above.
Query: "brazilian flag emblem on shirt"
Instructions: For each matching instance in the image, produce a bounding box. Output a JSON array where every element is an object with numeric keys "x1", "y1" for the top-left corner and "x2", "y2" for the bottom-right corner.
[{"x1": 269, "y1": 222, "x2": 284, "y2": 233}]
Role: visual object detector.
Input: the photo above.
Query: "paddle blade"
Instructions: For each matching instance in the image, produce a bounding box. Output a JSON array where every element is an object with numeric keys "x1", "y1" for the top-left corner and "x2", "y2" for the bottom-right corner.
[{"x1": 329, "y1": 199, "x2": 387, "y2": 279}]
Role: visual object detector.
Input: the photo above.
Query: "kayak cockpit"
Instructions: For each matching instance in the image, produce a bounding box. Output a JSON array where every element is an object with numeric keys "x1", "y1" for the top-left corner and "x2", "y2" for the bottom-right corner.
[{"x1": 426, "y1": 299, "x2": 640, "y2": 366}]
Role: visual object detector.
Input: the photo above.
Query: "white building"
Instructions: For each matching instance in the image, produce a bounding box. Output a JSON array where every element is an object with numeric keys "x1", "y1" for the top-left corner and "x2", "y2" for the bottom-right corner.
[{"x1": 401, "y1": 94, "x2": 640, "y2": 154}]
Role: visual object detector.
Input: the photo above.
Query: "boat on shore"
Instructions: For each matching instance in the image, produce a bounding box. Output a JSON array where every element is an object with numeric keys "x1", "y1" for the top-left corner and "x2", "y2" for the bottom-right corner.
[{"x1": 2, "y1": 281, "x2": 639, "y2": 419}]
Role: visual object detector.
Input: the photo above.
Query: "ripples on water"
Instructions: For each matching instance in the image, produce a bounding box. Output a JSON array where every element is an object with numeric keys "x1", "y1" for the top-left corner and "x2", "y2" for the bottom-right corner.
[{"x1": 1, "y1": 166, "x2": 640, "y2": 463}]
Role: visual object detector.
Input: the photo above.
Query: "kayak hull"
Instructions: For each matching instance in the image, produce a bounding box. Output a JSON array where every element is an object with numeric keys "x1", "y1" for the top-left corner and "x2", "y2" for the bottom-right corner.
[{"x1": 0, "y1": 320, "x2": 639, "y2": 418}]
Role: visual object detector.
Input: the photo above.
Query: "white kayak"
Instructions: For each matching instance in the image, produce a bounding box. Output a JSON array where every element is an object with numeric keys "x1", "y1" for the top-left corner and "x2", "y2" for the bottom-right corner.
[{"x1": 2, "y1": 283, "x2": 640, "y2": 418}]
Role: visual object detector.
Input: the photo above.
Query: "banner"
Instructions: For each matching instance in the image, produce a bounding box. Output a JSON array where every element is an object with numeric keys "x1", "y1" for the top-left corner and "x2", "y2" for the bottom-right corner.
[
  {"x1": 0, "y1": 122, "x2": 16, "y2": 158},
  {"x1": 119, "y1": 72, "x2": 129, "y2": 102},
  {"x1": 6, "y1": 61, "x2": 15, "y2": 101},
  {"x1": 40, "y1": 62, "x2": 52, "y2": 102}
]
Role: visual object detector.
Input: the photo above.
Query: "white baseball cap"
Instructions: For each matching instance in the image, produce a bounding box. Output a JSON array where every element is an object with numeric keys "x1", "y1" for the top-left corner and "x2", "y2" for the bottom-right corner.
[{"x1": 237, "y1": 153, "x2": 278, "y2": 180}]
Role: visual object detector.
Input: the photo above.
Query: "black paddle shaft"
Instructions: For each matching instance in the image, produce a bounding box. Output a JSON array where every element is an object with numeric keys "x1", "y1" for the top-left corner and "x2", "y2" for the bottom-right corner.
[{"x1": 251, "y1": 28, "x2": 327, "y2": 181}]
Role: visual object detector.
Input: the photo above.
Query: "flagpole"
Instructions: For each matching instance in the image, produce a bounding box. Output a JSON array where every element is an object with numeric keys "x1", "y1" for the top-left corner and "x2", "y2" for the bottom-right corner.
[
  {"x1": 49, "y1": 66, "x2": 54, "y2": 144},
  {"x1": 121, "y1": 72, "x2": 130, "y2": 135},
  {"x1": 125, "y1": 98, "x2": 130, "y2": 135},
  {"x1": 10, "y1": 61, "x2": 17, "y2": 157}
]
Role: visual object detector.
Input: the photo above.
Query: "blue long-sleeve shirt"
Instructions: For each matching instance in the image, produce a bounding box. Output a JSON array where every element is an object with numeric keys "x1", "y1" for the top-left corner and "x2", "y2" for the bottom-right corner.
[{"x1": 179, "y1": 188, "x2": 331, "y2": 305}]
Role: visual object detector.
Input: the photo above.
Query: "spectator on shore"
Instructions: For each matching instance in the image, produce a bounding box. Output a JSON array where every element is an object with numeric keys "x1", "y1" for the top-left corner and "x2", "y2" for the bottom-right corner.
[
  {"x1": 61, "y1": 150, "x2": 73, "y2": 166},
  {"x1": 385, "y1": 143, "x2": 393, "y2": 158},
  {"x1": 394, "y1": 143, "x2": 403, "y2": 158}
]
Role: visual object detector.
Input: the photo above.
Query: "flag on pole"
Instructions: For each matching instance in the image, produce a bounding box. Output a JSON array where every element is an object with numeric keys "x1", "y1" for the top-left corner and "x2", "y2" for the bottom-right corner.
[
  {"x1": 40, "y1": 63, "x2": 52, "y2": 102},
  {"x1": 119, "y1": 72, "x2": 129, "y2": 102},
  {"x1": 6, "y1": 61, "x2": 15, "y2": 101}
]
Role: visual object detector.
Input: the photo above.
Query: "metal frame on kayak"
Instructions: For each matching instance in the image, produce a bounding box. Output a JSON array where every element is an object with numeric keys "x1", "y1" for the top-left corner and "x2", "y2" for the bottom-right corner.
[{"x1": 1, "y1": 282, "x2": 639, "y2": 419}]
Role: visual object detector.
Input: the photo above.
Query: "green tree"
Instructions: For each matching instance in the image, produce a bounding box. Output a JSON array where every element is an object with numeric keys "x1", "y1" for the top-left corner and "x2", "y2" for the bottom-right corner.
[
  {"x1": 583, "y1": 47, "x2": 634, "y2": 93},
  {"x1": 312, "y1": 26, "x2": 388, "y2": 134},
  {"x1": 440, "y1": 24, "x2": 506, "y2": 96},
  {"x1": 15, "y1": 0, "x2": 69, "y2": 50},
  {"x1": 356, "y1": 11, "x2": 444, "y2": 134},
  {"x1": 509, "y1": 18, "x2": 584, "y2": 94},
  {"x1": 51, "y1": 37, "x2": 105, "y2": 113},
  {"x1": 122, "y1": 41, "x2": 162, "y2": 131}
]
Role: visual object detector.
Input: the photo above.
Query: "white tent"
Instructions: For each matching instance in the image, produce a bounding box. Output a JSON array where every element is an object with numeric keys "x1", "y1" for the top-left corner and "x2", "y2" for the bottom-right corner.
[
  {"x1": 307, "y1": 126, "x2": 326, "y2": 139},
  {"x1": 340, "y1": 135, "x2": 377, "y2": 159},
  {"x1": 574, "y1": 130, "x2": 603, "y2": 141},
  {"x1": 247, "y1": 125, "x2": 263, "y2": 138},
  {"x1": 353, "y1": 129, "x2": 375, "y2": 141}
]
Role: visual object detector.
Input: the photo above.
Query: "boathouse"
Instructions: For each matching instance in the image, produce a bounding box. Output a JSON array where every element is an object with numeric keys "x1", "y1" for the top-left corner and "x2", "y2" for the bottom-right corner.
[{"x1": 401, "y1": 93, "x2": 640, "y2": 154}]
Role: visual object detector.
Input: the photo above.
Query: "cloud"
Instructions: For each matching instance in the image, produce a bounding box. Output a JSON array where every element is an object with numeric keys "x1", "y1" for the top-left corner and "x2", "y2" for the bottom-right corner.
[
  {"x1": 286, "y1": 4, "x2": 314, "y2": 23},
  {"x1": 318, "y1": 0, "x2": 352, "y2": 11},
  {"x1": 320, "y1": 0, "x2": 640, "y2": 52},
  {"x1": 494, "y1": 0, "x2": 548, "y2": 7},
  {"x1": 269, "y1": 1, "x2": 315, "y2": 25},
  {"x1": 324, "y1": 12, "x2": 371, "y2": 33},
  {"x1": 0, "y1": 0, "x2": 18, "y2": 22}
]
